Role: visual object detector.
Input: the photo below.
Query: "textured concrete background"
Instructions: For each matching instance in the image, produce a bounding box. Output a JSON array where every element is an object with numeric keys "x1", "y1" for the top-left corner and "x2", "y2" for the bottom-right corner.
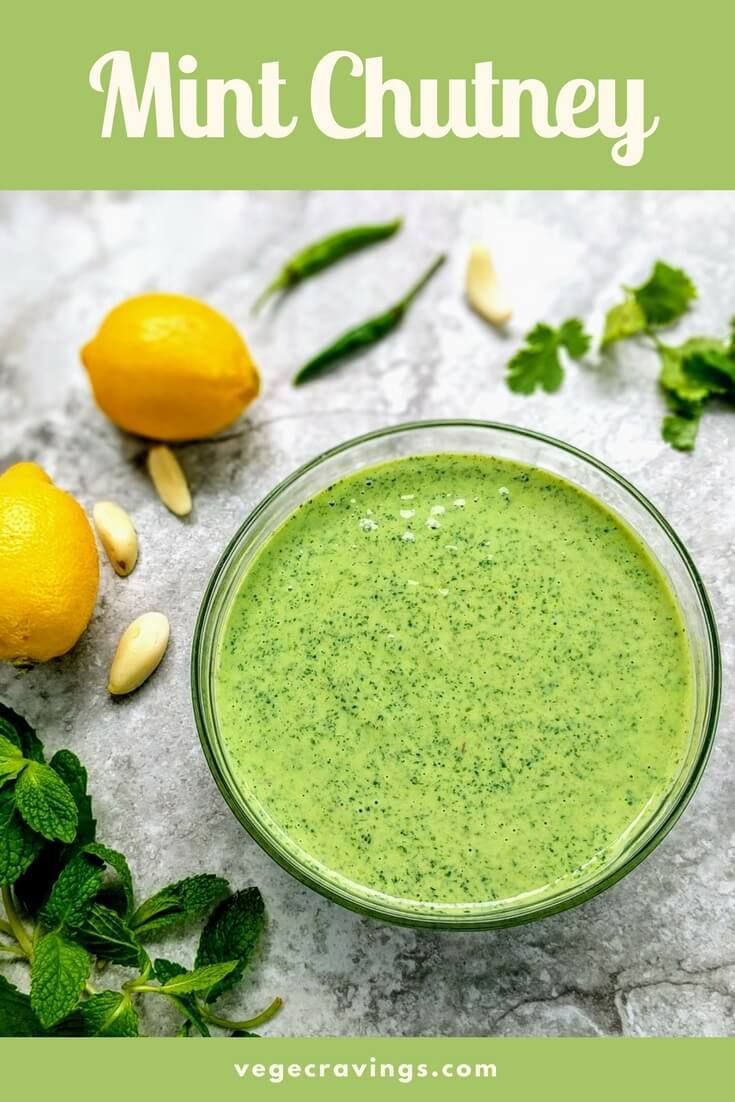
[{"x1": 0, "y1": 190, "x2": 732, "y2": 1036}]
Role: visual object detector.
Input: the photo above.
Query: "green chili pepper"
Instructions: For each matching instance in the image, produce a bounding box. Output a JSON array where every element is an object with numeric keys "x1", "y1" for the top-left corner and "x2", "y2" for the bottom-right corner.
[
  {"x1": 292, "y1": 254, "x2": 446, "y2": 387},
  {"x1": 253, "y1": 218, "x2": 403, "y2": 313}
]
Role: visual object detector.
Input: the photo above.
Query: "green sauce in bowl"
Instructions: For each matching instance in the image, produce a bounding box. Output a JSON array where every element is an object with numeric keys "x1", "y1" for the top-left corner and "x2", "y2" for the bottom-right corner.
[{"x1": 213, "y1": 452, "x2": 694, "y2": 917}]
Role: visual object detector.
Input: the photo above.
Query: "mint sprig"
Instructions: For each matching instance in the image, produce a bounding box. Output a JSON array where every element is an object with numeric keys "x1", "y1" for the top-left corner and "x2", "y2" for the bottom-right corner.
[
  {"x1": 196, "y1": 888, "x2": 265, "y2": 1003},
  {"x1": 0, "y1": 703, "x2": 281, "y2": 1038}
]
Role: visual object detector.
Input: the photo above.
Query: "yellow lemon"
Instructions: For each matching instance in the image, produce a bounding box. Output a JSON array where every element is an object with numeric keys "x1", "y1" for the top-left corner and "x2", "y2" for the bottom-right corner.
[
  {"x1": 0, "y1": 463, "x2": 99, "y2": 663},
  {"x1": 80, "y1": 293, "x2": 260, "y2": 441}
]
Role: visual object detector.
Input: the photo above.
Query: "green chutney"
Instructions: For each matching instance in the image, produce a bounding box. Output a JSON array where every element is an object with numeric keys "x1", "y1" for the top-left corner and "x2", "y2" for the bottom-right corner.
[{"x1": 215, "y1": 454, "x2": 693, "y2": 913}]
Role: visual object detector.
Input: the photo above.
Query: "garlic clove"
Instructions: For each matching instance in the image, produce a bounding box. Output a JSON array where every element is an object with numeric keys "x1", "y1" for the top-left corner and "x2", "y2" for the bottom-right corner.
[
  {"x1": 146, "y1": 446, "x2": 192, "y2": 517},
  {"x1": 465, "y1": 244, "x2": 512, "y2": 327},
  {"x1": 93, "y1": 501, "x2": 138, "y2": 577},
  {"x1": 108, "y1": 612, "x2": 170, "y2": 695}
]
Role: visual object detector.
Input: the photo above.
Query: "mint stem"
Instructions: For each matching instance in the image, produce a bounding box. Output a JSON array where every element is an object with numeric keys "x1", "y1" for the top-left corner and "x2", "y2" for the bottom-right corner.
[
  {"x1": 200, "y1": 995, "x2": 283, "y2": 1031},
  {"x1": 1, "y1": 886, "x2": 32, "y2": 957},
  {"x1": 0, "y1": 942, "x2": 25, "y2": 957}
]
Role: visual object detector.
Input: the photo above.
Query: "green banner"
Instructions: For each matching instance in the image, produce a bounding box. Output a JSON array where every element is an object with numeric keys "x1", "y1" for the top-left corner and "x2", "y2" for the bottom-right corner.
[
  {"x1": 2, "y1": 1037, "x2": 733, "y2": 1099},
  {"x1": 1, "y1": 0, "x2": 733, "y2": 188}
]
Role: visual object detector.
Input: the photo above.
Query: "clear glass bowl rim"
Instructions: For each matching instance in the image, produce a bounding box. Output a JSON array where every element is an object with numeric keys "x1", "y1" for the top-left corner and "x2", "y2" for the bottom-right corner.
[{"x1": 191, "y1": 419, "x2": 721, "y2": 930}]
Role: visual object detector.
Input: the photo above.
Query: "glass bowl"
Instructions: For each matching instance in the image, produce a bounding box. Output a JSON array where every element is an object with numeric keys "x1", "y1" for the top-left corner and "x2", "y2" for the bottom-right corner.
[{"x1": 191, "y1": 421, "x2": 720, "y2": 929}]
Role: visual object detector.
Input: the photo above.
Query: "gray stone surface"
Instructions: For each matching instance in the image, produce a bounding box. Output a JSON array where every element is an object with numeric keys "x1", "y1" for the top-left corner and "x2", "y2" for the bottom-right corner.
[{"x1": 0, "y1": 190, "x2": 732, "y2": 1037}]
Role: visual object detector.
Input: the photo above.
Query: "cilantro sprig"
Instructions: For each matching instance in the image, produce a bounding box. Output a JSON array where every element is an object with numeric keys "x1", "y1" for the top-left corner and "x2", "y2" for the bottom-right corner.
[
  {"x1": 504, "y1": 259, "x2": 735, "y2": 452},
  {"x1": 602, "y1": 260, "x2": 735, "y2": 450},
  {"x1": 0, "y1": 703, "x2": 281, "y2": 1037}
]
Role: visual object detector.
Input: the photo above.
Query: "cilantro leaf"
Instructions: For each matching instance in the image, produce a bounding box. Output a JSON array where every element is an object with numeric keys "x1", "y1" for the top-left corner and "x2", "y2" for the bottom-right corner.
[
  {"x1": 0, "y1": 704, "x2": 44, "y2": 763},
  {"x1": 84, "y1": 842, "x2": 134, "y2": 916},
  {"x1": 658, "y1": 340, "x2": 715, "y2": 406},
  {"x1": 603, "y1": 261, "x2": 697, "y2": 347},
  {"x1": 0, "y1": 975, "x2": 46, "y2": 1036},
  {"x1": 506, "y1": 319, "x2": 591, "y2": 395},
  {"x1": 662, "y1": 412, "x2": 702, "y2": 452},
  {"x1": 601, "y1": 294, "x2": 646, "y2": 347},
  {"x1": 195, "y1": 887, "x2": 265, "y2": 1003},
  {"x1": 131, "y1": 874, "x2": 229, "y2": 940},
  {"x1": 634, "y1": 261, "x2": 697, "y2": 326},
  {"x1": 40, "y1": 851, "x2": 104, "y2": 931},
  {"x1": 557, "y1": 318, "x2": 591, "y2": 358},
  {"x1": 30, "y1": 931, "x2": 90, "y2": 1028},
  {"x1": 14, "y1": 761, "x2": 78, "y2": 843},
  {"x1": 0, "y1": 733, "x2": 25, "y2": 784},
  {"x1": 49, "y1": 750, "x2": 95, "y2": 845},
  {"x1": 78, "y1": 990, "x2": 139, "y2": 1037},
  {"x1": 658, "y1": 337, "x2": 735, "y2": 451},
  {"x1": 0, "y1": 787, "x2": 43, "y2": 886},
  {"x1": 681, "y1": 342, "x2": 735, "y2": 396},
  {"x1": 156, "y1": 960, "x2": 239, "y2": 996},
  {"x1": 77, "y1": 902, "x2": 147, "y2": 969}
]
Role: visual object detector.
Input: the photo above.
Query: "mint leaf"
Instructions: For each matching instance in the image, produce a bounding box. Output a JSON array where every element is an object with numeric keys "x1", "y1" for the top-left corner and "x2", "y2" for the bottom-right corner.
[
  {"x1": 0, "y1": 787, "x2": 43, "y2": 886},
  {"x1": 507, "y1": 319, "x2": 590, "y2": 395},
  {"x1": 195, "y1": 888, "x2": 265, "y2": 1003},
  {"x1": 131, "y1": 874, "x2": 229, "y2": 940},
  {"x1": 601, "y1": 294, "x2": 646, "y2": 347},
  {"x1": 15, "y1": 761, "x2": 78, "y2": 843},
  {"x1": 0, "y1": 704, "x2": 44, "y2": 763},
  {"x1": 77, "y1": 902, "x2": 147, "y2": 969},
  {"x1": 40, "y1": 852, "x2": 104, "y2": 931},
  {"x1": 152, "y1": 959, "x2": 211, "y2": 1037},
  {"x1": 157, "y1": 960, "x2": 238, "y2": 996},
  {"x1": 78, "y1": 991, "x2": 139, "y2": 1037},
  {"x1": 152, "y1": 958, "x2": 187, "y2": 985},
  {"x1": 0, "y1": 975, "x2": 46, "y2": 1036},
  {"x1": 30, "y1": 931, "x2": 90, "y2": 1028},
  {"x1": 49, "y1": 750, "x2": 95, "y2": 845},
  {"x1": 84, "y1": 842, "x2": 134, "y2": 916},
  {"x1": 662, "y1": 411, "x2": 701, "y2": 452},
  {"x1": 0, "y1": 733, "x2": 25, "y2": 783},
  {"x1": 633, "y1": 261, "x2": 697, "y2": 326}
]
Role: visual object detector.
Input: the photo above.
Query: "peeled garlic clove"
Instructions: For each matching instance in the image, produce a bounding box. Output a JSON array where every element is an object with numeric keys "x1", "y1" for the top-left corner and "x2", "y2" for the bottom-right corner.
[
  {"x1": 146, "y1": 445, "x2": 192, "y2": 517},
  {"x1": 93, "y1": 501, "x2": 138, "y2": 577},
  {"x1": 108, "y1": 612, "x2": 170, "y2": 696},
  {"x1": 465, "y1": 244, "x2": 512, "y2": 327}
]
